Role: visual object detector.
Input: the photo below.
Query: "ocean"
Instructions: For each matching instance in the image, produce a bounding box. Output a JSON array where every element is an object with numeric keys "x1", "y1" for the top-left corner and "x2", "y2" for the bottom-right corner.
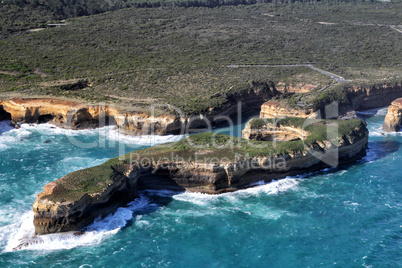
[{"x1": 0, "y1": 109, "x2": 400, "y2": 267}]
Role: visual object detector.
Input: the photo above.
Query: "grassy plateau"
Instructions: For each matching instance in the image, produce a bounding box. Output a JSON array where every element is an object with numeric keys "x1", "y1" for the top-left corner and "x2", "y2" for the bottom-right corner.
[{"x1": 0, "y1": 2, "x2": 401, "y2": 114}]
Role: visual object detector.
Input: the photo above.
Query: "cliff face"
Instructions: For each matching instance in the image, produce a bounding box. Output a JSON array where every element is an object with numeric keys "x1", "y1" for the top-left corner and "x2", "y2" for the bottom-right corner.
[
  {"x1": 258, "y1": 83, "x2": 402, "y2": 120},
  {"x1": 0, "y1": 85, "x2": 277, "y2": 135},
  {"x1": 2, "y1": 82, "x2": 402, "y2": 133},
  {"x1": 32, "y1": 120, "x2": 368, "y2": 234},
  {"x1": 0, "y1": 98, "x2": 186, "y2": 134},
  {"x1": 242, "y1": 123, "x2": 309, "y2": 141},
  {"x1": 1, "y1": 98, "x2": 117, "y2": 129},
  {"x1": 260, "y1": 101, "x2": 317, "y2": 119},
  {"x1": 33, "y1": 164, "x2": 139, "y2": 235},
  {"x1": 348, "y1": 82, "x2": 402, "y2": 110},
  {"x1": 275, "y1": 82, "x2": 317, "y2": 93},
  {"x1": 383, "y1": 98, "x2": 402, "y2": 132},
  {"x1": 207, "y1": 82, "x2": 279, "y2": 119},
  {"x1": 114, "y1": 112, "x2": 184, "y2": 135}
]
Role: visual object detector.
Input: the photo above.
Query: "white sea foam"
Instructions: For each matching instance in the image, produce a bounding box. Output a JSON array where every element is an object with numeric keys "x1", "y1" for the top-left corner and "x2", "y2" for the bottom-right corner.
[
  {"x1": 58, "y1": 157, "x2": 111, "y2": 172},
  {"x1": 355, "y1": 107, "x2": 388, "y2": 117},
  {"x1": 375, "y1": 107, "x2": 389, "y2": 116},
  {"x1": 0, "y1": 120, "x2": 13, "y2": 134},
  {"x1": 2, "y1": 195, "x2": 151, "y2": 252},
  {"x1": 0, "y1": 126, "x2": 32, "y2": 150},
  {"x1": 2, "y1": 178, "x2": 301, "y2": 252},
  {"x1": 23, "y1": 123, "x2": 185, "y2": 146},
  {"x1": 0, "y1": 122, "x2": 185, "y2": 152},
  {"x1": 367, "y1": 124, "x2": 402, "y2": 137},
  {"x1": 103, "y1": 128, "x2": 185, "y2": 147},
  {"x1": 173, "y1": 177, "x2": 301, "y2": 206}
]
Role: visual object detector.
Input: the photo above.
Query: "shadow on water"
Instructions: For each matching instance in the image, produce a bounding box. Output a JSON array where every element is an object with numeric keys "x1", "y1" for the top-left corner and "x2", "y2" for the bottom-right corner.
[
  {"x1": 122, "y1": 190, "x2": 180, "y2": 230},
  {"x1": 112, "y1": 175, "x2": 186, "y2": 230},
  {"x1": 364, "y1": 140, "x2": 401, "y2": 162}
]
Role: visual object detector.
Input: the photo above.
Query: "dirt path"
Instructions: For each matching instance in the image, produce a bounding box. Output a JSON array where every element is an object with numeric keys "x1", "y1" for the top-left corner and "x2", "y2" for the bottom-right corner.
[
  {"x1": 226, "y1": 64, "x2": 350, "y2": 83},
  {"x1": 387, "y1": 25, "x2": 402, "y2": 35}
]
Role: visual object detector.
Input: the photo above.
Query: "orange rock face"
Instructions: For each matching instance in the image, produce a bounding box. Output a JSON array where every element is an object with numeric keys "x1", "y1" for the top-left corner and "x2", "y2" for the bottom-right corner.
[
  {"x1": 275, "y1": 82, "x2": 317, "y2": 93},
  {"x1": 0, "y1": 98, "x2": 184, "y2": 135},
  {"x1": 260, "y1": 101, "x2": 317, "y2": 119},
  {"x1": 383, "y1": 98, "x2": 402, "y2": 132},
  {"x1": 0, "y1": 98, "x2": 118, "y2": 129}
]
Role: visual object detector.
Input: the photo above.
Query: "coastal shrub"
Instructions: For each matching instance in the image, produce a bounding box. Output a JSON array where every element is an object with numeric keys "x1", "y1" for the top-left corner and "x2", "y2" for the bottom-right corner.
[
  {"x1": 249, "y1": 118, "x2": 266, "y2": 129},
  {"x1": 0, "y1": 3, "x2": 401, "y2": 114},
  {"x1": 311, "y1": 88, "x2": 350, "y2": 110}
]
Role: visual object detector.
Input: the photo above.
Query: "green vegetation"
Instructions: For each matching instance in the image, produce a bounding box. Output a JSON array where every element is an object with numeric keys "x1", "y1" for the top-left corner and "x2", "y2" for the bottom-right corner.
[
  {"x1": 311, "y1": 87, "x2": 350, "y2": 110},
  {"x1": 44, "y1": 117, "x2": 365, "y2": 202},
  {"x1": 248, "y1": 117, "x2": 364, "y2": 144},
  {"x1": 249, "y1": 118, "x2": 267, "y2": 129},
  {"x1": 47, "y1": 157, "x2": 129, "y2": 202},
  {"x1": 0, "y1": 2, "x2": 401, "y2": 114},
  {"x1": 3, "y1": 0, "x2": 394, "y2": 36}
]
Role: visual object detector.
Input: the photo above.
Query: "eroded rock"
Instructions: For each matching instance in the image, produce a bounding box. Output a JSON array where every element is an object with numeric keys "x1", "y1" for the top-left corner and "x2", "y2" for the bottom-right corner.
[{"x1": 383, "y1": 98, "x2": 402, "y2": 132}]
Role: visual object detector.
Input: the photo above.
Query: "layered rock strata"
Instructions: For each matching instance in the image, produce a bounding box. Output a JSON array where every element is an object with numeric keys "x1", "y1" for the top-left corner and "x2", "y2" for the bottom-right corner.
[
  {"x1": 33, "y1": 162, "x2": 140, "y2": 234},
  {"x1": 348, "y1": 82, "x2": 402, "y2": 111},
  {"x1": 0, "y1": 83, "x2": 277, "y2": 135},
  {"x1": 242, "y1": 122, "x2": 309, "y2": 141},
  {"x1": 259, "y1": 83, "x2": 402, "y2": 120},
  {"x1": 33, "y1": 119, "x2": 368, "y2": 235},
  {"x1": 383, "y1": 98, "x2": 402, "y2": 132},
  {"x1": 260, "y1": 101, "x2": 317, "y2": 119}
]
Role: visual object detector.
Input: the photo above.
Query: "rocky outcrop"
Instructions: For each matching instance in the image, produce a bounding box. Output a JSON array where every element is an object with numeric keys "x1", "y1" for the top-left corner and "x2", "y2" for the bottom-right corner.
[
  {"x1": 206, "y1": 81, "x2": 280, "y2": 119},
  {"x1": 242, "y1": 122, "x2": 309, "y2": 141},
  {"x1": 383, "y1": 98, "x2": 402, "y2": 132},
  {"x1": 0, "y1": 85, "x2": 278, "y2": 135},
  {"x1": 347, "y1": 82, "x2": 402, "y2": 111},
  {"x1": 1, "y1": 98, "x2": 117, "y2": 129},
  {"x1": 258, "y1": 83, "x2": 402, "y2": 120},
  {"x1": 260, "y1": 101, "x2": 317, "y2": 119},
  {"x1": 0, "y1": 98, "x2": 188, "y2": 134},
  {"x1": 114, "y1": 112, "x2": 185, "y2": 135},
  {"x1": 275, "y1": 82, "x2": 317, "y2": 93},
  {"x1": 33, "y1": 119, "x2": 368, "y2": 234},
  {"x1": 33, "y1": 162, "x2": 140, "y2": 235}
]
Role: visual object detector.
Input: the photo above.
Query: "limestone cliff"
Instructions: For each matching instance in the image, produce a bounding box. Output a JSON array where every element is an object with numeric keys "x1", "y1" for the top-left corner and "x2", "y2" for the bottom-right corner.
[
  {"x1": 258, "y1": 83, "x2": 402, "y2": 120},
  {"x1": 383, "y1": 98, "x2": 402, "y2": 132},
  {"x1": 347, "y1": 82, "x2": 402, "y2": 111},
  {"x1": 33, "y1": 160, "x2": 139, "y2": 235},
  {"x1": 260, "y1": 101, "x2": 317, "y2": 119},
  {"x1": 0, "y1": 98, "x2": 186, "y2": 135},
  {"x1": 0, "y1": 85, "x2": 277, "y2": 135},
  {"x1": 1, "y1": 98, "x2": 117, "y2": 129},
  {"x1": 242, "y1": 121, "x2": 309, "y2": 141},
  {"x1": 275, "y1": 82, "x2": 317, "y2": 93},
  {"x1": 33, "y1": 119, "x2": 368, "y2": 234}
]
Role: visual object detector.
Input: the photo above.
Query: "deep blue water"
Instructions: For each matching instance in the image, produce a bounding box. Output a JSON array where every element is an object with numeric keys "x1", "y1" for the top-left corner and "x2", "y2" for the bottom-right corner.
[{"x1": 0, "y1": 109, "x2": 401, "y2": 267}]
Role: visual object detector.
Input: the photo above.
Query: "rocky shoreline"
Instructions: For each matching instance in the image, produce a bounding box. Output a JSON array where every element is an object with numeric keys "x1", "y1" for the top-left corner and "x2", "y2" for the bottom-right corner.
[
  {"x1": 0, "y1": 83, "x2": 278, "y2": 135},
  {"x1": 32, "y1": 118, "x2": 368, "y2": 235},
  {"x1": 2, "y1": 81, "x2": 400, "y2": 236}
]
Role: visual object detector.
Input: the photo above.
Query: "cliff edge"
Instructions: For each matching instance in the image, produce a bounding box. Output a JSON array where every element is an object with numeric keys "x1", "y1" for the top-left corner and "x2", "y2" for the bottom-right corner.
[{"x1": 33, "y1": 118, "x2": 368, "y2": 235}]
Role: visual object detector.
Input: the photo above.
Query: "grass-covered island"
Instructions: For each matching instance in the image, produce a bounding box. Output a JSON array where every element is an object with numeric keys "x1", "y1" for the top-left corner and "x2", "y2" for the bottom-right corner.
[{"x1": 33, "y1": 117, "x2": 368, "y2": 235}]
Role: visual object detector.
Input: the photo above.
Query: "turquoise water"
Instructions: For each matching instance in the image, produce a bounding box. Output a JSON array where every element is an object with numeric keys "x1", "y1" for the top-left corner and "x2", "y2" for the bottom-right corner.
[{"x1": 0, "y1": 109, "x2": 401, "y2": 267}]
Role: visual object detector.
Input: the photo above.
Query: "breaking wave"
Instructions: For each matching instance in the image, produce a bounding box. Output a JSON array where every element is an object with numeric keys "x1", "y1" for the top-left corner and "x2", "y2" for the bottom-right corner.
[{"x1": 2, "y1": 196, "x2": 151, "y2": 252}]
